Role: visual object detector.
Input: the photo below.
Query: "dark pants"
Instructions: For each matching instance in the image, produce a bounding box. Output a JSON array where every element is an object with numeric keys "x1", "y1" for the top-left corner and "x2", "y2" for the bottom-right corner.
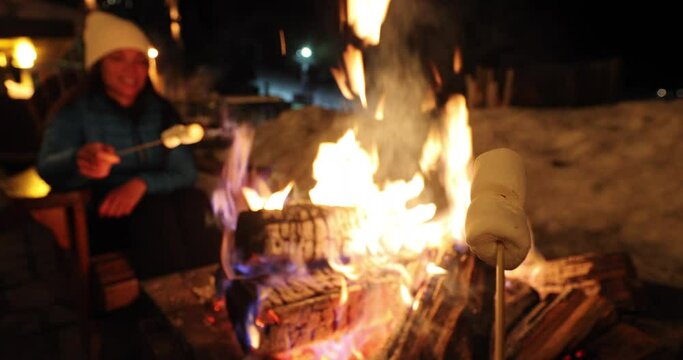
[{"x1": 89, "y1": 187, "x2": 222, "y2": 279}]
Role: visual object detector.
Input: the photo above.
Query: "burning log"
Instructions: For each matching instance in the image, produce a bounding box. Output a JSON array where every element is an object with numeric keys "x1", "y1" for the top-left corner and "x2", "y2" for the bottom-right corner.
[
  {"x1": 224, "y1": 266, "x2": 405, "y2": 355},
  {"x1": 382, "y1": 250, "x2": 495, "y2": 360},
  {"x1": 528, "y1": 252, "x2": 639, "y2": 309},
  {"x1": 233, "y1": 204, "x2": 364, "y2": 271},
  {"x1": 505, "y1": 288, "x2": 616, "y2": 360}
]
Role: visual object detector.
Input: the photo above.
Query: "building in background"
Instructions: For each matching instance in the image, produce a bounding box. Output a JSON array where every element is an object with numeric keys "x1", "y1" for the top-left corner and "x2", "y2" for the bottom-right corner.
[{"x1": 1, "y1": 0, "x2": 81, "y2": 177}]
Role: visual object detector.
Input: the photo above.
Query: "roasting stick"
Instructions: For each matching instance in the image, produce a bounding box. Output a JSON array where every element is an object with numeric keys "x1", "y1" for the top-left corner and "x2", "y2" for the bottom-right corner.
[
  {"x1": 495, "y1": 242, "x2": 505, "y2": 360},
  {"x1": 118, "y1": 140, "x2": 163, "y2": 156}
]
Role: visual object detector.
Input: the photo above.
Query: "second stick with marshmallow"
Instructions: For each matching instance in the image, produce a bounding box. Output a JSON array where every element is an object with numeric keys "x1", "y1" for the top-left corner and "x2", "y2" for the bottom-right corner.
[{"x1": 465, "y1": 148, "x2": 532, "y2": 270}]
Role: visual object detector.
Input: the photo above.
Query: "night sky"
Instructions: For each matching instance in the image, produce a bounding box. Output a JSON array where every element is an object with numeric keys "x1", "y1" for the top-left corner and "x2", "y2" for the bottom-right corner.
[{"x1": 50, "y1": 0, "x2": 682, "y2": 100}]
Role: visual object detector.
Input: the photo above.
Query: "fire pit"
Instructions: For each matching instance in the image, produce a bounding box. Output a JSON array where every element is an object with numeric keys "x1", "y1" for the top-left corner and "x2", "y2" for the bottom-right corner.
[
  {"x1": 140, "y1": 1, "x2": 683, "y2": 359},
  {"x1": 140, "y1": 247, "x2": 680, "y2": 359}
]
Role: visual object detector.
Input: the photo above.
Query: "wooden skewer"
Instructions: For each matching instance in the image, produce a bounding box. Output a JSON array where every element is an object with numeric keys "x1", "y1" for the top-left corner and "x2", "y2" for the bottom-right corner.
[
  {"x1": 117, "y1": 140, "x2": 163, "y2": 156},
  {"x1": 495, "y1": 241, "x2": 505, "y2": 360}
]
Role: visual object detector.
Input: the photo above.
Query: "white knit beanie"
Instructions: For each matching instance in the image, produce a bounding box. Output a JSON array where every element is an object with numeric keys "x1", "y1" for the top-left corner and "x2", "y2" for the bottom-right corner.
[{"x1": 83, "y1": 11, "x2": 151, "y2": 70}]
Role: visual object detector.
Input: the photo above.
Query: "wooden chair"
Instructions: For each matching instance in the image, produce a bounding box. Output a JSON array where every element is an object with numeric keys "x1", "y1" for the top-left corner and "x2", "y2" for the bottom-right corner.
[
  {"x1": 13, "y1": 190, "x2": 92, "y2": 279},
  {"x1": 12, "y1": 190, "x2": 139, "y2": 313}
]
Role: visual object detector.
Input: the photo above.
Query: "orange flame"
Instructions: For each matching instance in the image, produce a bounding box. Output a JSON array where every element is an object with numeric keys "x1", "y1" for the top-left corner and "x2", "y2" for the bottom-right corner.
[
  {"x1": 442, "y1": 94, "x2": 473, "y2": 241},
  {"x1": 248, "y1": 319, "x2": 261, "y2": 349},
  {"x1": 310, "y1": 129, "x2": 442, "y2": 259},
  {"x1": 374, "y1": 94, "x2": 386, "y2": 121},
  {"x1": 242, "y1": 182, "x2": 293, "y2": 211},
  {"x1": 375, "y1": 94, "x2": 386, "y2": 121},
  {"x1": 343, "y1": 45, "x2": 367, "y2": 108},
  {"x1": 347, "y1": 0, "x2": 392, "y2": 45},
  {"x1": 400, "y1": 284, "x2": 412, "y2": 305},
  {"x1": 419, "y1": 126, "x2": 442, "y2": 173},
  {"x1": 331, "y1": 66, "x2": 355, "y2": 100},
  {"x1": 257, "y1": 94, "x2": 475, "y2": 359},
  {"x1": 421, "y1": 88, "x2": 437, "y2": 113},
  {"x1": 426, "y1": 262, "x2": 447, "y2": 275},
  {"x1": 340, "y1": 277, "x2": 349, "y2": 305}
]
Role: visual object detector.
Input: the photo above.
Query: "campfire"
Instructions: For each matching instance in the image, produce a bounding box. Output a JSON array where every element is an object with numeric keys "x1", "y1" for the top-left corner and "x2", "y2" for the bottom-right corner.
[{"x1": 207, "y1": 1, "x2": 671, "y2": 359}]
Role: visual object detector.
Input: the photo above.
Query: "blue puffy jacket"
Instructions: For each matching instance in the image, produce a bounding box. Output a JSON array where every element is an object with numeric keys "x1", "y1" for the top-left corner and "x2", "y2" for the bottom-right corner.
[{"x1": 37, "y1": 90, "x2": 197, "y2": 194}]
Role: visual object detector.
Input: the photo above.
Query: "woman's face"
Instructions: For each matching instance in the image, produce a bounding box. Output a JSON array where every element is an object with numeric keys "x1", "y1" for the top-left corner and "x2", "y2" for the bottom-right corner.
[{"x1": 100, "y1": 48, "x2": 149, "y2": 106}]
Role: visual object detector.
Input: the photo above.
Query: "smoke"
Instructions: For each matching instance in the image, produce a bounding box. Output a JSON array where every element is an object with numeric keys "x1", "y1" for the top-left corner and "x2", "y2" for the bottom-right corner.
[{"x1": 360, "y1": 0, "x2": 449, "y2": 184}]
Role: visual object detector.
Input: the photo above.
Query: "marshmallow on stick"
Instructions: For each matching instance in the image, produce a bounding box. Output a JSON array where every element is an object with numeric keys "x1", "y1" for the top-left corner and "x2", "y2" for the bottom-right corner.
[
  {"x1": 161, "y1": 123, "x2": 205, "y2": 148},
  {"x1": 119, "y1": 123, "x2": 205, "y2": 155},
  {"x1": 465, "y1": 148, "x2": 531, "y2": 270}
]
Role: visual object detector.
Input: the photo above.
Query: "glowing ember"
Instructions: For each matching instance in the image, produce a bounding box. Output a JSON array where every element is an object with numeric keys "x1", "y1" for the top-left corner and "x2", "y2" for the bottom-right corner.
[
  {"x1": 282, "y1": 322, "x2": 393, "y2": 360},
  {"x1": 346, "y1": 0, "x2": 392, "y2": 45},
  {"x1": 267, "y1": 309, "x2": 281, "y2": 324},
  {"x1": 212, "y1": 298, "x2": 225, "y2": 312},
  {"x1": 453, "y1": 47, "x2": 462, "y2": 74},
  {"x1": 430, "y1": 62, "x2": 443, "y2": 90},
  {"x1": 279, "y1": 29, "x2": 287, "y2": 56}
]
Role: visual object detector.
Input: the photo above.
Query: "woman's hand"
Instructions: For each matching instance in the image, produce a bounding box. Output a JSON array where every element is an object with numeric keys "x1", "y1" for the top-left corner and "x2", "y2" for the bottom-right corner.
[
  {"x1": 77, "y1": 143, "x2": 120, "y2": 179},
  {"x1": 99, "y1": 178, "x2": 148, "y2": 218}
]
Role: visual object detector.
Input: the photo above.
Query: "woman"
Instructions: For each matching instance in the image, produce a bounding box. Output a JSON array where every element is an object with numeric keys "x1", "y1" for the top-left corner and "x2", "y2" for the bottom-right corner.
[{"x1": 37, "y1": 11, "x2": 220, "y2": 279}]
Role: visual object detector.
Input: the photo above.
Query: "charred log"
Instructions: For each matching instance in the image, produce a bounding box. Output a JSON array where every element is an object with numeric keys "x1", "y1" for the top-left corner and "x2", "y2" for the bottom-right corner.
[
  {"x1": 225, "y1": 267, "x2": 405, "y2": 355},
  {"x1": 506, "y1": 288, "x2": 616, "y2": 360},
  {"x1": 504, "y1": 278, "x2": 540, "y2": 331},
  {"x1": 382, "y1": 250, "x2": 495, "y2": 360},
  {"x1": 529, "y1": 252, "x2": 639, "y2": 309},
  {"x1": 233, "y1": 204, "x2": 364, "y2": 271}
]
